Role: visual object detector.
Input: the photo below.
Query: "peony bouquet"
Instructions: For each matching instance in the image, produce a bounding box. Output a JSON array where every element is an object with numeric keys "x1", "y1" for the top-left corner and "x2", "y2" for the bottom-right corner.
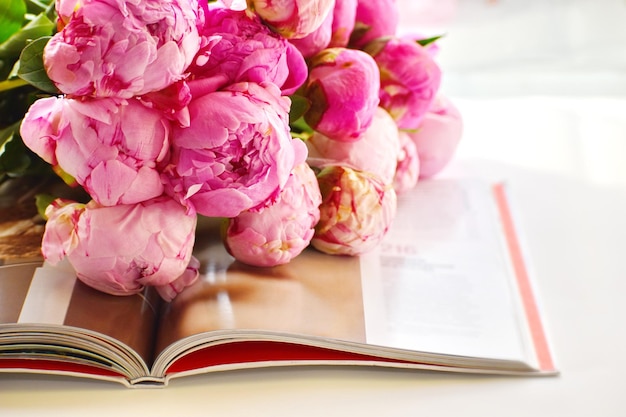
[{"x1": 1, "y1": 0, "x2": 463, "y2": 300}]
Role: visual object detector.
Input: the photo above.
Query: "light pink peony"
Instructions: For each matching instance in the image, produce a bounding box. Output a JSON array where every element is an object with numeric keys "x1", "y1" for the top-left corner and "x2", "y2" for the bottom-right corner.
[
  {"x1": 328, "y1": 0, "x2": 357, "y2": 48},
  {"x1": 312, "y1": 166, "x2": 397, "y2": 256},
  {"x1": 393, "y1": 131, "x2": 420, "y2": 194},
  {"x1": 306, "y1": 107, "x2": 400, "y2": 186},
  {"x1": 304, "y1": 48, "x2": 380, "y2": 142},
  {"x1": 164, "y1": 81, "x2": 307, "y2": 218},
  {"x1": 189, "y1": 6, "x2": 308, "y2": 95},
  {"x1": 246, "y1": 0, "x2": 335, "y2": 39},
  {"x1": 46, "y1": 0, "x2": 202, "y2": 98},
  {"x1": 408, "y1": 95, "x2": 463, "y2": 178},
  {"x1": 223, "y1": 163, "x2": 322, "y2": 267},
  {"x1": 20, "y1": 96, "x2": 169, "y2": 206},
  {"x1": 42, "y1": 197, "x2": 199, "y2": 301},
  {"x1": 349, "y1": 0, "x2": 399, "y2": 48},
  {"x1": 289, "y1": 5, "x2": 333, "y2": 59},
  {"x1": 366, "y1": 37, "x2": 441, "y2": 131}
]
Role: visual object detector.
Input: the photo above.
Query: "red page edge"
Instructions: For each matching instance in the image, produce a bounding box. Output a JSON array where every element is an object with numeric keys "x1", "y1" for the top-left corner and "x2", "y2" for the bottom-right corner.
[{"x1": 492, "y1": 183, "x2": 556, "y2": 372}]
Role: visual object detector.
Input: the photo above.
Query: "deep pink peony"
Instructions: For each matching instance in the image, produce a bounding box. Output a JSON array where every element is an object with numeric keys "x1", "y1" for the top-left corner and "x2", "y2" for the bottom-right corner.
[
  {"x1": 164, "y1": 81, "x2": 307, "y2": 218},
  {"x1": 46, "y1": 0, "x2": 202, "y2": 98},
  {"x1": 189, "y1": 6, "x2": 307, "y2": 95},
  {"x1": 349, "y1": 0, "x2": 399, "y2": 48},
  {"x1": 408, "y1": 95, "x2": 463, "y2": 178},
  {"x1": 366, "y1": 37, "x2": 441, "y2": 131},
  {"x1": 306, "y1": 107, "x2": 400, "y2": 186},
  {"x1": 393, "y1": 131, "x2": 420, "y2": 194},
  {"x1": 312, "y1": 166, "x2": 397, "y2": 256},
  {"x1": 245, "y1": 0, "x2": 335, "y2": 39},
  {"x1": 42, "y1": 197, "x2": 199, "y2": 301},
  {"x1": 223, "y1": 162, "x2": 322, "y2": 267},
  {"x1": 20, "y1": 96, "x2": 169, "y2": 206},
  {"x1": 289, "y1": 5, "x2": 333, "y2": 59},
  {"x1": 328, "y1": 0, "x2": 357, "y2": 48},
  {"x1": 304, "y1": 48, "x2": 380, "y2": 142}
]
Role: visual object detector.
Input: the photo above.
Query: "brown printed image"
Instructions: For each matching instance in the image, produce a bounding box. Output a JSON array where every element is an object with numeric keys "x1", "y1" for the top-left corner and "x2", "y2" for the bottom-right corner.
[
  {"x1": 63, "y1": 281, "x2": 162, "y2": 363},
  {"x1": 156, "y1": 240, "x2": 366, "y2": 355},
  {"x1": 0, "y1": 263, "x2": 39, "y2": 324}
]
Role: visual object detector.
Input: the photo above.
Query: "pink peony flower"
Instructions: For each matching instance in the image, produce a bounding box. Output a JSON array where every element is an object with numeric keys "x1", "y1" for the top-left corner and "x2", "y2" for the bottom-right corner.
[
  {"x1": 408, "y1": 95, "x2": 463, "y2": 178},
  {"x1": 289, "y1": 5, "x2": 333, "y2": 59},
  {"x1": 246, "y1": 0, "x2": 335, "y2": 39},
  {"x1": 189, "y1": 7, "x2": 308, "y2": 95},
  {"x1": 42, "y1": 197, "x2": 199, "y2": 301},
  {"x1": 349, "y1": 0, "x2": 399, "y2": 48},
  {"x1": 223, "y1": 163, "x2": 322, "y2": 267},
  {"x1": 328, "y1": 0, "x2": 357, "y2": 48},
  {"x1": 164, "y1": 82, "x2": 307, "y2": 218},
  {"x1": 20, "y1": 96, "x2": 169, "y2": 206},
  {"x1": 393, "y1": 131, "x2": 420, "y2": 194},
  {"x1": 366, "y1": 37, "x2": 442, "y2": 131},
  {"x1": 45, "y1": 0, "x2": 202, "y2": 98},
  {"x1": 312, "y1": 166, "x2": 397, "y2": 256},
  {"x1": 304, "y1": 48, "x2": 380, "y2": 142},
  {"x1": 306, "y1": 107, "x2": 400, "y2": 186}
]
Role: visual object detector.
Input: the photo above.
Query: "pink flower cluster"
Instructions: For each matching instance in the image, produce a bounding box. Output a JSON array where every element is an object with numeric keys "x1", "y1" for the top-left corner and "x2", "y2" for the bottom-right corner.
[
  {"x1": 291, "y1": 0, "x2": 463, "y2": 256},
  {"x1": 19, "y1": 0, "x2": 463, "y2": 299}
]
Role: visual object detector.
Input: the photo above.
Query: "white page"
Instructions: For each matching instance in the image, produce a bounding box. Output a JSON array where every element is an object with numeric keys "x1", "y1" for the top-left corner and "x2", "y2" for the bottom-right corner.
[{"x1": 360, "y1": 180, "x2": 530, "y2": 362}]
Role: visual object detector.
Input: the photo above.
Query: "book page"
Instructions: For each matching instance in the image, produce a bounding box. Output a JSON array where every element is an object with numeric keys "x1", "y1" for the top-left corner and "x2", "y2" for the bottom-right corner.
[
  {"x1": 361, "y1": 180, "x2": 531, "y2": 363},
  {"x1": 1, "y1": 260, "x2": 161, "y2": 365},
  {"x1": 155, "y1": 219, "x2": 367, "y2": 355}
]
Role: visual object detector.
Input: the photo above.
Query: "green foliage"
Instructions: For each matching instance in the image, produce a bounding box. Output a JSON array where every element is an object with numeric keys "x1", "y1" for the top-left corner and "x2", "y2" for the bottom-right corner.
[
  {"x1": 35, "y1": 193, "x2": 55, "y2": 219},
  {"x1": 0, "y1": 122, "x2": 33, "y2": 177},
  {"x1": 0, "y1": 3, "x2": 57, "y2": 180},
  {"x1": 289, "y1": 94, "x2": 311, "y2": 124},
  {"x1": 0, "y1": 0, "x2": 27, "y2": 45},
  {"x1": 0, "y1": 12, "x2": 55, "y2": 79},
  {"x1": 17, "y1": 36, "x2": 57, "y2": 93},
  {"x1": 416, "y1": 35, "x2": 445, "y2": 47}
]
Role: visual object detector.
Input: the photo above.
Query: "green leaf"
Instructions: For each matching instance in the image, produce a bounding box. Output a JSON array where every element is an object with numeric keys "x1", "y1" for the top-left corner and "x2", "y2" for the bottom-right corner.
[
  {"x1": 17, "y1": 36, "x2": 58, "y2": 93},
  {"x1": 0, "y1": 123, "x2": 31, "y2": 176},
  {"x1": 25, "y1": 0, "x2": 55, "y2": 15},
  {"x1": 35, "y1": 193, "x2": 55, "y2": 219},
  {"x1": 0, "y1": 12, "x2": 55, "y2": 79},
  {"x1": 0, "y1": 0, "x2": 27, "y2": 44},
  {"x1": 289, "y1": 94, "x2": 311, "y2": 124},
  {"x1": 0, "y1": 12, "x2": 55, "y2": 61},
  {"x1": 416, "y1": 34, "x2": 445, "y2": 47}
]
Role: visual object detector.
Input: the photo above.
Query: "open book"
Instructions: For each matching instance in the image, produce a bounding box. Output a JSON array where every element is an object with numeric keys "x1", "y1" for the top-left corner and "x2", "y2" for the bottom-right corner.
[{"x1": 0, "y1": 179, "x2": 557, "y2": 387}]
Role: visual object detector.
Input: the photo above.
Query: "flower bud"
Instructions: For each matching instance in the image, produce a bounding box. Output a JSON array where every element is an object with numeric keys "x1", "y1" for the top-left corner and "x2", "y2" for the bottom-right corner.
[
  {"x1": 408, "y1": 95, "x2": 463, "y2": 178},
  {"x1": 312, "y1": 166, "x2": 397, "y2": 256},
  {"x1": 306, "y1": 107, "x2": 400, "y2": 185},
  {"x1": 349, "y1": 0, "x2": 399, "y2": 48},
  {"x1": 304, "y1": 48, "x2": 380, "y2": 142},
  {"x1": 247, "y1": 0, "x2": 335, "y2": 39},
  {"x1": 224, "y1": 163, "x2": 322, "y2": 267},
  {"x1": 393, "y1": 132, "x2": 420, "y2": 194},
  {"x1": 366, "y1": 37, "x2": 441, "y2": 130}
]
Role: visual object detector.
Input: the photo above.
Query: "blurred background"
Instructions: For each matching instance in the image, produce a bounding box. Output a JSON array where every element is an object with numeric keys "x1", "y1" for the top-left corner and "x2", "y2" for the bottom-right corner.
[
  {"x1": 396, "y1": 0, "x2": 626, "y2": 97},
  {"x1": 395, "y1": 0, "x2": 626, "y2": 187}
]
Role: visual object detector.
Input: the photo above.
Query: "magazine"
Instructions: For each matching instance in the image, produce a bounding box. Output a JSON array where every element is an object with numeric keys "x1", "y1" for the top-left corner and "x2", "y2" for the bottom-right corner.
[{"x1": 0, "y1": 179, "x2": 558, "y2": 387}]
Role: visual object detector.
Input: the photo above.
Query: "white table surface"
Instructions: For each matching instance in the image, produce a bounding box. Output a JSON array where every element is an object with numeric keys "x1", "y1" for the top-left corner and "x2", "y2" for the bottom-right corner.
[{"x1": 3, "y1": 1, "x2": 626, "y2": 416}]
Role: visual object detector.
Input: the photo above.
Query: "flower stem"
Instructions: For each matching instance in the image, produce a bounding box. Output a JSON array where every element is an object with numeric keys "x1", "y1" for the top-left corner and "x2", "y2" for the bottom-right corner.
[{"x1": 0, "y1": 78, "x2": 29, "y2": 93}]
